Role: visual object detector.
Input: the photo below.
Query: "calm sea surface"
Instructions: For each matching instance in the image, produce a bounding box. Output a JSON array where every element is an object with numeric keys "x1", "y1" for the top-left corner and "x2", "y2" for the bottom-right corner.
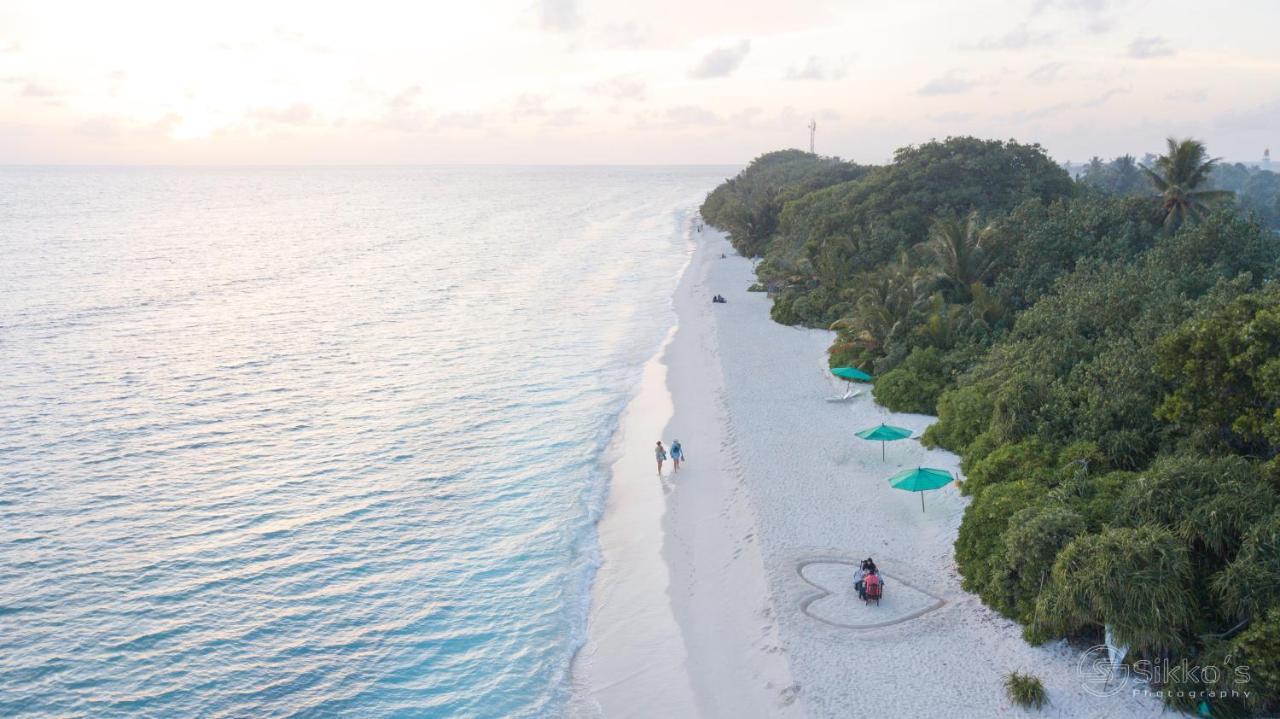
[{"x1": 0, "y1": 166, "x2": 729, "y2": 718}]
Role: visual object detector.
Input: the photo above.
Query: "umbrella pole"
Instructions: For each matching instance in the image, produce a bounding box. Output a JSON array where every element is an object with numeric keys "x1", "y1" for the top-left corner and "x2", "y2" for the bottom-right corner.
[
  {"x1": 881, "y1": 441, "x2": 885, "y2": 461},
  {"x1": 921, "y1": 492, "x2": 925, "y2": 513}
]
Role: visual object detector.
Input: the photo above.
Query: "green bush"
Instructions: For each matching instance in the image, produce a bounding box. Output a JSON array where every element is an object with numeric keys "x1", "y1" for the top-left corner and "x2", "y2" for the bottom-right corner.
[
  {"x1": 1224, "y1": 607, "x2": 1280, "y2": 714},
  {"x1": 1004, "y1": 672, "x2": 1047, "y2": 710},
  {"x1": 1213, "y1": 510, "x2": 1280, "y2": 619},
  {"x1": 1036, "y1": 525, "x2": 1196, "y2": 656},
  {"x1": 873, "y1": 347, "x2": 950, "y2": 414},
  {"x1": 986, "y1": 506, "x2": 1086, "y2": 622},
  {"x1": 955, "y1": 480, "x2": 1043, "y2": 594},
  {"x1": 962, "y1": 438, "x2": 1057, "y2": 496},
  {"x1": 923, "y1": 385, "x2": 994, "y2": 452}
]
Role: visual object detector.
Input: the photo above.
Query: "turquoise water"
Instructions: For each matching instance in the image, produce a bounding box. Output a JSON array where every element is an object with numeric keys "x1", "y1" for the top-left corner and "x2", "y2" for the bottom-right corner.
[{"x1": 0, "y1": 166, "x2": 729, "y2": 718}]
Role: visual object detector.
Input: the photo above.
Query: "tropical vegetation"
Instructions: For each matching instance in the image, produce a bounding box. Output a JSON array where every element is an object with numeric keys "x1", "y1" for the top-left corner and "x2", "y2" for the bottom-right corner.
[{"x1": 701, "y1": 136, "x2": 1280, "y2": 715}]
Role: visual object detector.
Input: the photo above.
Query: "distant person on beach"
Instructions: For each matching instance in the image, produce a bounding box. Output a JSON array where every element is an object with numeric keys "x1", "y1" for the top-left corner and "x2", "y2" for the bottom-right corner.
[
  {"x1": 670, "y1": 440, "x2": 684, "y2": 471},
  {"x1": 852, "y1": 564, "x2": 866, "y2": 596},
  {"x1": 655, "y1": 441, "x2": 667, "y2": 474}
]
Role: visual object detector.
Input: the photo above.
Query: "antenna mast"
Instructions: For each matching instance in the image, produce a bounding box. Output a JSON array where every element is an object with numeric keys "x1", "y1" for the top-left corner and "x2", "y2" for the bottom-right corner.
[{"x1": 808, "y1": 119, "x2": 816, "y2": 154}]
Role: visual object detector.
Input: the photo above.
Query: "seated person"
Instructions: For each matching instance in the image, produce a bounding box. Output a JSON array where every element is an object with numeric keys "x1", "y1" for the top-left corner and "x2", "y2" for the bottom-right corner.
[
  {"x1": 863, "y1": 571, "x2": 883, "y2": 600},
  {"x1": 852, "y1": 565, "x2": 866, "y2": 597}
]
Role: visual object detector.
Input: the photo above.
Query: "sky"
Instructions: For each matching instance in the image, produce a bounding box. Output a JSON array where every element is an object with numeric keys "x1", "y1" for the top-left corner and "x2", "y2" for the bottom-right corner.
[{"x1": 1, "y1": 0, "x2": 1278, "y2": 165}]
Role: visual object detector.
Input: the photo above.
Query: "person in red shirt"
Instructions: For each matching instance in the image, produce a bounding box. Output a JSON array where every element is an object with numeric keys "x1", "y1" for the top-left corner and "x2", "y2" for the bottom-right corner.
[{"x1": 863, "y1": 571, "x2": 883, "y2": 604}]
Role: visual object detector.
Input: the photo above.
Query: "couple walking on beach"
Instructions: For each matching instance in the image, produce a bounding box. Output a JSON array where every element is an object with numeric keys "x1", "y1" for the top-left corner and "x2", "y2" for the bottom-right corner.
[{"x1": 655, "y1": 440, "x2": 684, "y2": 474}]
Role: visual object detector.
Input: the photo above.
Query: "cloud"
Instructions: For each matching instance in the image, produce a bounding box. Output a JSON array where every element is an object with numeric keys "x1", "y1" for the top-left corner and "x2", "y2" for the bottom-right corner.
[
  {"x1": 151, "y1": 113, "x2": 182, "y2": 136},
  {"x1": 542, "y1": 108, "x2": 581, "y2": 127},
  {"x1": 690, "y1": 40, "x2": 750, "y2": 79},
  {"x1": 1027, "y1": 62, "x2": 1065, "y2": 83},
  {"x1": 539, "y1": 0, "x2": 580, "y2": 32},
  {"x1": 785, "y1": 56, "x2": 849, "y2": 81},
  {"x1": 1033, "y1": 0, "x2": 1112, "y2": 10},
  {"x1": 931, "y1": 110, "x2": 976, "y2": 123},
  {"x1": 603, "y1": 21, "x2": 648, "y2": 49},
  {"x1": 509, "y1": 94, "x2": 582, "y2": 126},
  {"x1": 76, "y1": 116, "x2": 122, "y2": 139},
  {"x1": 281, "y1": 27, "x2": 335, "y2": 54},
  {"x1": 964, "y1": 23, "x2": 1055, "y2": 51},
  {"x1": 1080, "y1": 87, "x2": 1126, "y2": 107},
  {"x1": 211, "y1": 39, "x2": 259, "y2": 52},
  {"x1": 20, "y1": 82, "x2": 60, "y2": 98},
  {"x1": 1215, "y1": 98, "x2": 1280, "y2": 134},
  {"x1": 250, "y1": 103, "x2": 316, "y2": 125},
  {"x1": 726, "y1": 106, "x2": 814, "y2": 132},
  {"x1": 917, "y1": 71, "x2": 982, "y2": 96},
  {"x1": 1167, "y1": 88, "x2": 1208, "y2": 103},
  {"x1": 1128, "y1": 35, "x2": 1174, "y2": 59},
  {"x1": 588, "y1": 76, "x2": 647, "y2": 102},
  {"x1": 435, "y1": 111, "x2": 488, "y2": 130},
  {"x1": 1002, "y1": 101, "x2": 1074, "y2": 122},
  {"x1": 1, "y1": 41, "x2": 19, "y2": 53},
  {"x1": 380, "y1": 85, "x2": 429, "y2": 131},
  {"x1": 1032, "y1": 0, "x2": 1120, "y2": 33},
  {"x1": 513, "y1": 93, "x2": 549, "y2": 116},
  {"x1": 664, "y1": 105, "x2": 722, "y2": 125}
]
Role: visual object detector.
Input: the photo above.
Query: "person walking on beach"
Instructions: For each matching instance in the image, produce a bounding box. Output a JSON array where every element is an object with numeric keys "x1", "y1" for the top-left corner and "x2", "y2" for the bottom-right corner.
[
  {"x1": 655, "y1": 441, "x2": 667, "y2": 475},
  {"x1": 670, "y1": 440, "x2": 684, "y2": 472}
]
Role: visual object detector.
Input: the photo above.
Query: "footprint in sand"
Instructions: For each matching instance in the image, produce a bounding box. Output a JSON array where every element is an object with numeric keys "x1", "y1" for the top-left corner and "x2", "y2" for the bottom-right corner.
[{"x1": 797, "y1": 559, "x2": 945, "y2": 629}]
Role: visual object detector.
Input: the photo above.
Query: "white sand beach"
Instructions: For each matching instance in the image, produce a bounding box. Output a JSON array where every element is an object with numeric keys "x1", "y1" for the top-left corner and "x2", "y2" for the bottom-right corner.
[{"x1": 572, "y1": 224, "x2": 1169, "y2": 718}]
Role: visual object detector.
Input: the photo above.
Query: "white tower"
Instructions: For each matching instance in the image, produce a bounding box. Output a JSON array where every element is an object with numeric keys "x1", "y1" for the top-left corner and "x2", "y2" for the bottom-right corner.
[
  {"x1": 1265, "y1": 148, "x2": 1271, "y2": 172},
  {"x1": 808, "y1": 119, "x2": 816, "y2": 154}
]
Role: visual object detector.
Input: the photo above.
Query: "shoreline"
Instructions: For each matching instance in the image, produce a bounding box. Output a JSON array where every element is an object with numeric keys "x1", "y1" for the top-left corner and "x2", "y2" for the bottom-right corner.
[{"x1": 569, "y1": 220, "x2": 799, "y2": 717}]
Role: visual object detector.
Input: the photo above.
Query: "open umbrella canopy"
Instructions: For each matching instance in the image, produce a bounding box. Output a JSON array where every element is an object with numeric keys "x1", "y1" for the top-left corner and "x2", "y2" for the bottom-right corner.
[
  {"x1": 888, "y1": 467, "x2": 953, "y2": 512},
  {"x1": 856, "y1": 424, "x2": 913, "y2": 442},
  {"x1": 887, "y1": 467, "x2": 953, "y2": 491},
  {"x1": 831, "y1": 366, "x2": 872, "y2": 382}
]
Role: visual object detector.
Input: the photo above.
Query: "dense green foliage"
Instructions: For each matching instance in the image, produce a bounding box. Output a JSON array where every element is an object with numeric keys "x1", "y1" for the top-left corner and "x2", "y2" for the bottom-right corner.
[
  {"x1": 1211, "y1": 161, "x2": 1280, "y2": 229},
  {"x1": 700, "y1": 149, "x2": 867, "y2": 258},
  {"x1": 702, "y1": 136, "x2": 1280, "y2": 713}
]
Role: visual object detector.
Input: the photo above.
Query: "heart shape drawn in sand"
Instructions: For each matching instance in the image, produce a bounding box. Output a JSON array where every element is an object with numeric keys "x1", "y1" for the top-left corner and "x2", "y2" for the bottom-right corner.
[{"x1": 798, "y1": 559, "x2": 945, "y2": 629}]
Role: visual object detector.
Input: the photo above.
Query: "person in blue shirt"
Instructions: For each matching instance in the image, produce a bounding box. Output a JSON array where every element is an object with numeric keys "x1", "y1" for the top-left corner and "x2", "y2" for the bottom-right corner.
[{"x1": 670, "y1": 440, "x2": 684, "y2": 471}]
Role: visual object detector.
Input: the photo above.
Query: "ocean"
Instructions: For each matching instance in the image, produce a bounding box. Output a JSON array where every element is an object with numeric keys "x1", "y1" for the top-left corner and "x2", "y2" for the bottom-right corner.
[{"x1": 0, "y1": 166, "x2": 730, "y2": 718}]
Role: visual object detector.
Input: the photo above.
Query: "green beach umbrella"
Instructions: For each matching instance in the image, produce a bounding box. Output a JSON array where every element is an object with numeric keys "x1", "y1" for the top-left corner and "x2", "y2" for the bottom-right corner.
[
  {"x1": 855, "y1": 423, "x2": 913, "y2": 461},
  {"x1": 829, "y1": 366, "x2": 872, "y2": 400},
  {"x1": 887, "y1": 467, "x2": 954, "y2": 512},
  {"x1": 831, "y1": 366, "x2": 873, "y2": 382}
]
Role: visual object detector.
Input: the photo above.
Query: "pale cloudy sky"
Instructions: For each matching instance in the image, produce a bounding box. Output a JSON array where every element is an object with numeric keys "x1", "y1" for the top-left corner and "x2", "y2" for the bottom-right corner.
[{"x1": 1, "y1": 0, "x2": 1277, "y2": 164}]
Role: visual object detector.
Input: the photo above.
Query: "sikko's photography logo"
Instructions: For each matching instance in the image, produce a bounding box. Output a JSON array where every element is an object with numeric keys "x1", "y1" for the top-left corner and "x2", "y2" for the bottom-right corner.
[
  {"x1": 1078, "y1": 645, "x2": 1127, "y2": 697},
  {"x1": 1077, "y1": 645, "x2": 1253, "y2": 702}
]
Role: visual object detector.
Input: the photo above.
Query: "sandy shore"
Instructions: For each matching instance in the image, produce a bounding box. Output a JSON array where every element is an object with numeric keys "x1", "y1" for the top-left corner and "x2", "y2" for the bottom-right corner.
[
  {"x1": 573, "y1": 225, "x2": 1168, "y2": 717},
  {"x1": 569, "y1": 222, "x2": 798, "y2": 718}
]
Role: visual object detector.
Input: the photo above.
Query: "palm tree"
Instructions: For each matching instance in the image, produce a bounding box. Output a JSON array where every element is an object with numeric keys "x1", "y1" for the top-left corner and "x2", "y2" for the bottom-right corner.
[
  {"x1": 1141, "y1": 137, "x2": 1234, "y2": 232},
  {"x1": 925, "y1": 211, "x2": 1004, "y2": 300},
  {"x1": 830, "y1": 254, "x2": 927, "y2": 354}
]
